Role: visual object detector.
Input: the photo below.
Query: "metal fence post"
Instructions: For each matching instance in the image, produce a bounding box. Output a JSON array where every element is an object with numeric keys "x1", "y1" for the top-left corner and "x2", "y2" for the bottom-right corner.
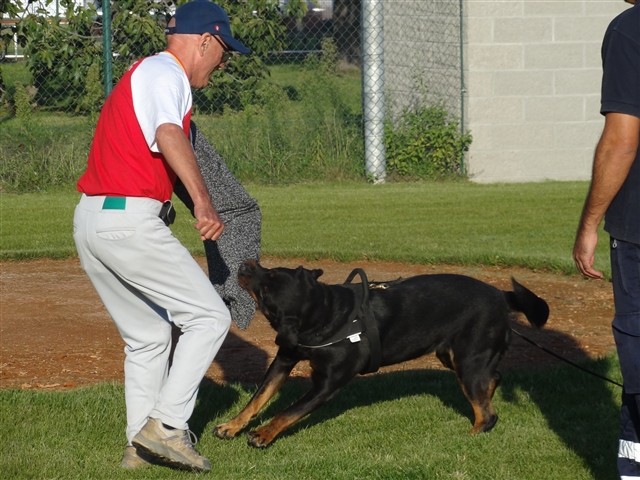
[
  {"x1": 361, "y1": 0, "x2": 386, "y2": 184},
  {"x1": 459, "y1": 0, "x2": 466, "y2": 175},
  {"x1": 102, "y1": 0, "x2": 113, "y2": 97}
]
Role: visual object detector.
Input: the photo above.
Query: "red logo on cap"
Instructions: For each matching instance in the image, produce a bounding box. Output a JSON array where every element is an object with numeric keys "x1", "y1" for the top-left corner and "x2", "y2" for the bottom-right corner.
[{"x1": 215, "y1": 25, "x2": 220, "y2": 31}]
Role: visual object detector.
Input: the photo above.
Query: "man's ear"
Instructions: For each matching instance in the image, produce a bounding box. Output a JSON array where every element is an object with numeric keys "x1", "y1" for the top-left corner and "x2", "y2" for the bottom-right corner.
[
  {"x1": 274, "y1": 311, "x2": 299, "y2": 349},
  {"x1": 200, "y1": 33, "x2": 212, "y2": 56}
]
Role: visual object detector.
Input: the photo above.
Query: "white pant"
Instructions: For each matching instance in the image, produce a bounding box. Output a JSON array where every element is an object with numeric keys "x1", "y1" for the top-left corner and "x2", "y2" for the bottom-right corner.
[{"x1": 73, "y1": 194, "x2": 231, "y2": 443}]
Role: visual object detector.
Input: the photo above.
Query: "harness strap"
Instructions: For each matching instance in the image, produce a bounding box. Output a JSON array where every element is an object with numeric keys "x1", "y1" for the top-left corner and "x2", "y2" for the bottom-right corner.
[
  {"x1": 297, "y1": 300, "x2": 363, "y2": 349},
  {"x1": 344, "y1": 268, "x2": 382, "y2": 374}
]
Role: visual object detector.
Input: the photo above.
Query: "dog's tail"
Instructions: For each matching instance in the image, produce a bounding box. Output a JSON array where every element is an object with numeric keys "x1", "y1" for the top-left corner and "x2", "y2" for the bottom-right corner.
[{"x1": 504, "y1": 278, "x2": 549, "y2": 329}]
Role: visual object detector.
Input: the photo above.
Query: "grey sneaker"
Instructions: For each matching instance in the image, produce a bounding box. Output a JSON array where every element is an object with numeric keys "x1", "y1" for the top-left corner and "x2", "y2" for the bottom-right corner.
[
  {"x1": 132, "y1": 418, "x2": 211, "y2": 472},
  {"x1": 120, "y1": 445, "x2": 150, "y2": 469}
]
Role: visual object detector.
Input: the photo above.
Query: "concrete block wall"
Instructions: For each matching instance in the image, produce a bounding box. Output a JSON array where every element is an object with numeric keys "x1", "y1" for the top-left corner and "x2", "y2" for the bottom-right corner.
[{"x1": 464, "y1": 0, "x2": 631, "y2": 183}]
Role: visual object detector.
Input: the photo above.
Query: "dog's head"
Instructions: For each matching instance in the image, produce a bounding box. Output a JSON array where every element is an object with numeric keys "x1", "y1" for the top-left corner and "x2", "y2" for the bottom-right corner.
[{"x1": 238, "y1": 260, "x2": 324, "y2": 349}]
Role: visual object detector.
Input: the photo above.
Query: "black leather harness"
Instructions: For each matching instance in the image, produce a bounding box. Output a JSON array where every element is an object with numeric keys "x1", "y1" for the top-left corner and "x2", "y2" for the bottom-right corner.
[{"x1": 297, "y1": 268, "x2": 383, "y2": 374}]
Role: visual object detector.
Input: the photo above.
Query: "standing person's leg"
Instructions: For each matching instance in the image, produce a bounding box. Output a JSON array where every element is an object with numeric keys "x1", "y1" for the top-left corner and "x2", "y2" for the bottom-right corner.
[
  {"x1": 74, "y1": 195, "x2": 231, "y2": 470},
  {"x1": 610, "y1": 237, "x2": 640, "y2": 479},
  {"x1": 74, "y1": 195, "x2": 174, "y2": 443},
  {"x1": 618, "y1": 390, "x2": 640, "y2": 479}
]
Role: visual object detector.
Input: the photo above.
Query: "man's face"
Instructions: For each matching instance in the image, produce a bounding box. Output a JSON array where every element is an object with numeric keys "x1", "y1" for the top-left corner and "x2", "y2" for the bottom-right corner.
[{"x1": 191, "y1": 34, "x2": 227, "y2": 89}]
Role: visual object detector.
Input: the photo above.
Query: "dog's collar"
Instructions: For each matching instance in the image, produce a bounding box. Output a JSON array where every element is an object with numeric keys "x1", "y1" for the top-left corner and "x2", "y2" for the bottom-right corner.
[{"x1": 297, "y1": 299, "x2": 364, "y2": 349}]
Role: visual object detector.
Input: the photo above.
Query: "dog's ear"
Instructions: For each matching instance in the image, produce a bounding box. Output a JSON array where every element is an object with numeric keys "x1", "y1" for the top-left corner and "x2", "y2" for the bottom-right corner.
[
  {"x1": 274, "y1": 310, "x2": 299, "y2": 349},
  {"x1": 295, "y1": 266, "x2": 323, "y2": 282}
]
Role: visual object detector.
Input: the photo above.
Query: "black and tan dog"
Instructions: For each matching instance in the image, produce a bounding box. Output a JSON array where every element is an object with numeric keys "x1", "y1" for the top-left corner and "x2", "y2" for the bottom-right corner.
[{"x1": 213, "y1": 260, "x2": 549, "y2": 448}]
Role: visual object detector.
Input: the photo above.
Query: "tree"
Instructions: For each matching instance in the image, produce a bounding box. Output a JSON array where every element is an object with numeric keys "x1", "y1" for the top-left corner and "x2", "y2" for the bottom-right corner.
[{"x1": 16, "y1": 0, "x2": 306, "y2": 113}]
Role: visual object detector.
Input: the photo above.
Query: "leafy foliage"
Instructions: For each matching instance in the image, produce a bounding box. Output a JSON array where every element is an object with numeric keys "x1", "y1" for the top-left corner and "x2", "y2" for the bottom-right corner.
[
  {"x1": 78, "y1": 60, "x2": 104, "y2": 116},
  {"x1": 17, "y1": 0, "x2": 101, "y2": 112},
  {"x1": 15, "y1": 0, "x2": 306, "y2": 114},
  {"x1": 193, "y1": 0, "x2": 306, "y2": 113},
  {"x1": 384, "y1": 80, "x2": 472, "y2": 180},
  {"x1": 13, "y1": 82, "x2": 33, "y2": 121}
]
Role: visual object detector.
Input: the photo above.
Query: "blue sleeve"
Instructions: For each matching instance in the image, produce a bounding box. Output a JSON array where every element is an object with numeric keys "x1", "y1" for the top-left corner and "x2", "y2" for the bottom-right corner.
[{"x1": 600, "y1": 27, "x2": 640, "y2": 119}]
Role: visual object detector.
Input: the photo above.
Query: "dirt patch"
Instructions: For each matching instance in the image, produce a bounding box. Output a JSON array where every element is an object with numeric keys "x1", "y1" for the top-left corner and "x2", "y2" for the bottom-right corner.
[{"x1": 0, "y1": 257, "x2": 616, "y2": 390}]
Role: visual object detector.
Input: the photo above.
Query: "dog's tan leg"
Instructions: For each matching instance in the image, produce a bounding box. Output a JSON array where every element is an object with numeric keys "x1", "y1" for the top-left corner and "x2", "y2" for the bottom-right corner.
[
  {"x1": 245, "y1": 410, "x2": 308, "y2": 448},
  {"x1": 451, "y1": 359, "x2": 501, "y2": 435},
  {"x1": 213, "y1": 355, "x2": 297, "y2": 439},
  {"x1": 245, "y1": 375, "x2": 350, "y2": 448},
  {"x1": 458, "y1": 375, "x2": 499, "y2": 434}
]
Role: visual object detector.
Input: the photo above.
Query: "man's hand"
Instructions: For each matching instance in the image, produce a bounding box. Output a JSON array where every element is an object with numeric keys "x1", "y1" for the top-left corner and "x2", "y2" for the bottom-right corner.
[
  {"x1": 573, "y1": 228, "x2": 604, "y2": 279},
  {"x1": 194, "y1": 202, "x2": 224, "y2": 241},
  {"x1": 573, "y1": 112, "x2": 639, "y2": 280}
]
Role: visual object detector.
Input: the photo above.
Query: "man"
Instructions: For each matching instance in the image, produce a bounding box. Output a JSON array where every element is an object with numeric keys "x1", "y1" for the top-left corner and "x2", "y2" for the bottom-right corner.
[
  {"x1": 573, "y1": 0, "x2": 640, "y2": 478},
  {"x1": 72, "y1": 0, "x2": 250, "y2": 472}
]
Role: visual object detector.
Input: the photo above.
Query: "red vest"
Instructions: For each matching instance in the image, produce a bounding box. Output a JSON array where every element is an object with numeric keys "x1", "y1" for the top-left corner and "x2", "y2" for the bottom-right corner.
[{"x1": 77, "y1": 56, "x2": 191, "y2": 201}]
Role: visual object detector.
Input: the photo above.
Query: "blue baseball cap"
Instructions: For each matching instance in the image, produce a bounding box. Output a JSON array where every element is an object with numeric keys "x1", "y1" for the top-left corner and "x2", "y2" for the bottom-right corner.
[{"x1": 165, "y1": 0, "x2": 250, "y2": 54}]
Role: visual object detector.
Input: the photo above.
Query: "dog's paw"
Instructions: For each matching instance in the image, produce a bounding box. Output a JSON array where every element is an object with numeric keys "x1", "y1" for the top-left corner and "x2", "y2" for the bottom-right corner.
[
  {"x1": 212, "y1": 423, "x2": 242, "y2": 439},
  {"x1": 470, "y1": 414, "x2": 498, "y2": 434},
  {"x1": 246, "y1": 430, "x2": 271, "y2": 449}
]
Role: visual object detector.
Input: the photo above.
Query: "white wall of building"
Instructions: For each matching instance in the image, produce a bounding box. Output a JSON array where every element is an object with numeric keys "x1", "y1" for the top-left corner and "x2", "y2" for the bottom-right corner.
[{"x1": 464, "y1": 0, "x2": 631, "y2": 183}]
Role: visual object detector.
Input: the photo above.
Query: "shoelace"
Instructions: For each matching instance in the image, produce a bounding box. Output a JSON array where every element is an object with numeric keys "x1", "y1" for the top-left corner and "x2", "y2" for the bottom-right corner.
[{"x1": 179, "y1": 429, "x2": 198, "y2": 449}]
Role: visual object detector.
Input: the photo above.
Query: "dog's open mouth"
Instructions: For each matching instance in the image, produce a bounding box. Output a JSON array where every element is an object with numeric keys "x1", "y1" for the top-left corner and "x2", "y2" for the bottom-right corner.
[{"x1": 237, "y1": 260, "x2": 260, "y2": 303}]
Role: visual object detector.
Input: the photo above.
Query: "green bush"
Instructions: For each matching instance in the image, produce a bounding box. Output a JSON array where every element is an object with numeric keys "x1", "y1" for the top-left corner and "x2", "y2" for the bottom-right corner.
[
  {"x1": 0, "y1": 0, "x2": 20, "y2": 51},
  {"x1": 12, "y1": 82, "x2": 32, "y2": 120},
  {"x1": 384, "y1": 81, "x2": 472, "y2": 180},
  {"x1": 78, "y1": 60, "x2": 104, "y2": 116}
]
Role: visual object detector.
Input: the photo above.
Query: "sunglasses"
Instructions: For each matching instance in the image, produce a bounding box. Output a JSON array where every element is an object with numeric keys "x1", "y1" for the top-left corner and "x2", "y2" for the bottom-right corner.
[{"x1": 213, "y1": 35, "x2": 233, "y2": 63}]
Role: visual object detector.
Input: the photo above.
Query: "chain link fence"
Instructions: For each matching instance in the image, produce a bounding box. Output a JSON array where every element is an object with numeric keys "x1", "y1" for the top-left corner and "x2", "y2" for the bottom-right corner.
[
  {"x1": 381, "y1": 0, "x2": 468, "y2": 181},
  {"x1": 1, "y1": 0, "x2": 468, "y2": 184}
]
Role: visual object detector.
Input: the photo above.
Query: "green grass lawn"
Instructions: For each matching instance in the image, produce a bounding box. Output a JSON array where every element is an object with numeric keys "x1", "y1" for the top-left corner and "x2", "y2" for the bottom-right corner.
[
  {"x1": 0, "y1": 180, "x2": 621, "y2": 479},
  {"x1": 0, "y1": 181, "x2": 607, "y2": 277},
  {"x1": 0, "y1": 355, "x2": 623, "y2": 479}
]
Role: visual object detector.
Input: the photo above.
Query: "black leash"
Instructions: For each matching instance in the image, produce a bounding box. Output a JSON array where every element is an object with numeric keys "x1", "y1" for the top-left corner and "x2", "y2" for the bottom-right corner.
[{"x1": 512, "y1": 329, "x2": 622, "y2": 388}]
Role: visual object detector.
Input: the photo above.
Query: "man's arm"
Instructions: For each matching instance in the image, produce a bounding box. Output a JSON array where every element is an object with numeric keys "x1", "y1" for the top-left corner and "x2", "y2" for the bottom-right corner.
[
  {"x1": 573, "y1": 112, "x2": 640, "y2": 279},
  {"x1": 155, "y1": 122, "x2": 224, "y2": 241}
]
